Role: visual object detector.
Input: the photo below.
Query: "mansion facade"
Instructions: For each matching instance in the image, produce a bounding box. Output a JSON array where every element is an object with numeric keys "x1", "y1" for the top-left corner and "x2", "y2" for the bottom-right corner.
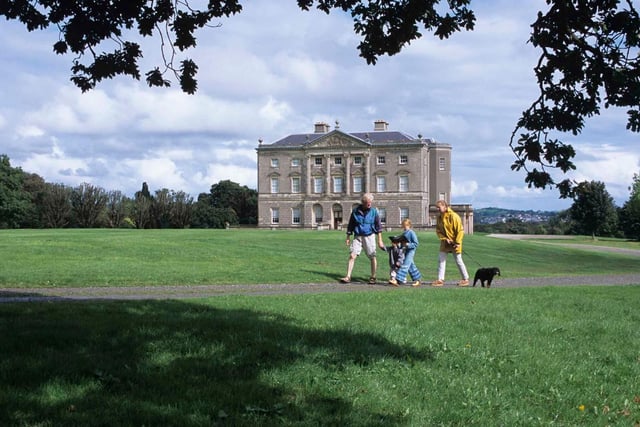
[{"x1": 256, "y1": 120, "x2": 473, "y2": 233}]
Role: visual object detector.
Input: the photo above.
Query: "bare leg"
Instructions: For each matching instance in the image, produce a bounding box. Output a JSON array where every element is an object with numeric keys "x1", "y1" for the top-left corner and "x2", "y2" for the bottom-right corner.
[
  {"x1": 370, "y1": 256, "x2": 377, "y2": 278},
  {"x1": 345, "y1": 254, "x2": 357, "y2": 279}
]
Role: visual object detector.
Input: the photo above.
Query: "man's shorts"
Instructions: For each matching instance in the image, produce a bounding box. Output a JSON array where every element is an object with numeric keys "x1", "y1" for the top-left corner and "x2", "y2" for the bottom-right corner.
[{"x1": 350, "y1": 234, "x2": 377, "y2": 259}]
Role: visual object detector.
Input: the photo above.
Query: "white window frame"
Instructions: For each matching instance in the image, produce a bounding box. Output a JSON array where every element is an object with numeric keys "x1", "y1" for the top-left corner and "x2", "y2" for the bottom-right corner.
[
  {"x1": 353, "y1": 176, "x2": 363, "y2": 193},
  {"x1": 377, "y1": 156, "x2": 386, "y2": 165},
  {"x1": 376, "y1": 176, "x2": 386, "y2": 192},
  {"x1": 313, "y1": 177, "x2": 323, "y2": 193},
  {"x1": 291, "y1": 176, "x2": 301, "y2": 193},
  {"x1": 439, "y1": 157, "x2": 446, "y2": 171},
  {"x1": 315, "y1": 157, "x2": 323, "y2": 166},
  {"x1": 378, "y1": 208, "x2": 387, "y2": 224},
  {"x1": 291, "y1": 158, "x2": 301, "y2": 167},
  {"x1": 400, "y1": 207, "x2": 409, "y2": 222},
  {"x1": 334, "y1": 157, "x2": 342, "y2": 166},
  {"x1": 292, "y1": 208, "x2": 301, "y2": 224},
  {"x1": 271, "y1": 208, "x2": 280, "y2": 224},
  {"x1": 271, "y1": 158, "x2": 279, "y2": 168},
  {"x1": 399, "y1": 155, "x2": 408, "y2": 165},
  {"x1": 270, "y1": 177, "x2": 279, "y2": 194},
  {"x1": 399, "y1": 175, "x2": 409, "y2": 192},
  {"x1": 353, "y1": 156, "x2": 362, "y2": 165},
  {"x1": 333, "y1": 176, "x2": 343, "y2": 193}
]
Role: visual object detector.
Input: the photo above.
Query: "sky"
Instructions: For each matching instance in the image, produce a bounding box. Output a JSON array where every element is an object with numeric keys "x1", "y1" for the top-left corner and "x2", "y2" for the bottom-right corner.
[{"x1": 1, "y1": 0, "x2": 638, "y2": 212}]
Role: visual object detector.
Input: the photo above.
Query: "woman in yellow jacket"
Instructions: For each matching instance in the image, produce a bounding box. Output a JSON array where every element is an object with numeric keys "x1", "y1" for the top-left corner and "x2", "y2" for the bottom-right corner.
[{"x1": 432, "y1": 200, "x2": 470, "y2": 287}]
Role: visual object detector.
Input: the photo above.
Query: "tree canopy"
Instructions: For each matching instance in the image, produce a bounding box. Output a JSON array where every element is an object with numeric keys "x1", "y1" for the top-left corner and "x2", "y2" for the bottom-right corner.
[{"x1": 2, "y1": 0, "x2": 638, "y2": 195}]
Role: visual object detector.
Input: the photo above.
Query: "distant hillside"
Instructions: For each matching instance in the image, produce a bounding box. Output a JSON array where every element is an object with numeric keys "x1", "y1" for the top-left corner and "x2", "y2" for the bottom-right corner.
[{"x1": 474, "y1": 207, "x2": 558, "y2": 224}]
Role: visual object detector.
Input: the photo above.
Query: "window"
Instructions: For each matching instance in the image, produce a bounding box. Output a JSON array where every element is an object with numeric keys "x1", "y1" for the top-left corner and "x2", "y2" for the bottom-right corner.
[
  {"x1": 314, "y1": 205, "x2": 323, "y2": 224},
  {"x1": 291, "y1": 176, "x2": 301, "y2": 193},
  {"x1": 400, "y1": 208, "x2": 409, "y2": 222},
  {"x1": 376, "y1": 176, "x2": 386, "y2": 192},
  {"x1": 379, "y1": 208, "x2": 387, "y2": 224},
  {"x1": 334, "y1": 157, "x2": 342, "y2": 165},
  {"x1": 292, "y1": 208, "x2": 301, "y2": 224},
  {"x1": 377, "y1": 156, "x2": 386, "y2": 165},
  {"x1": 399, "y1": 155, "x2": 408, "y2": 165},
  {"x1": 439, "y1": 192, "x2": 446, "y2": 201},
  {"x1": 271, "y1": 158, "x2": 279, "y2": 168},
  {"x1": 291, "y1": 158, "x2": 301, "y2": 167},
  {"x1": 353, "y1": 156, "x2": 362, "y2": 165},
  {"x1": 270, "y1": 177, "x2": 279, "y2": 194},
  {"x1": 313, "y1": 177, "x2": 323, "y2": 193},
  {"x1": 315, "y1": 157, "x2": 323, "y2": 166},
  {"x1": 439, "y1": 157, "x2": 446, "y2": 171},
  {"x1": 353, "y1": 176, "x2": 363, "y2": 193},
  {"x1": 333, "y1": 176, "x2": 343, "y2": 193},
  {"x1": 399, "y1": 175, "x2": 409, "y2": 192},
  {"x1": 271, "y1": 208, "x2": 279, "y2": 224}
]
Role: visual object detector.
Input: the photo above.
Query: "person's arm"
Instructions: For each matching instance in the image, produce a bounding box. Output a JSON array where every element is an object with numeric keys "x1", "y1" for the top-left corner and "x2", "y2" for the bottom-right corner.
[
  {"x1": 345, "y1": 212, "x2": 356, "y2": 245},
  {"x1": 373, "y1": 210, "x2": 385, "y2": 248}
]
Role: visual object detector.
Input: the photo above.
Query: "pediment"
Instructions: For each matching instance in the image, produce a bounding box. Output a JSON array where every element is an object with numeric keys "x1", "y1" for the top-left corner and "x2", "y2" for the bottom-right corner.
[{"x1": 306, "y1": 131, "x2": 370, "y2": 149}]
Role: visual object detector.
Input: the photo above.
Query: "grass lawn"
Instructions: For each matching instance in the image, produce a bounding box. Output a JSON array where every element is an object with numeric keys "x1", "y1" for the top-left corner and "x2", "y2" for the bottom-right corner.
[
  {"x1": 0, "y1": 229, "x2": 638, "y2": 287},
  {"x1": 1, "y1": 287, "x2": 639, "y2": 426},
  {"x1": 1, "y1": 229, "x2": 639, "y2": 425}
]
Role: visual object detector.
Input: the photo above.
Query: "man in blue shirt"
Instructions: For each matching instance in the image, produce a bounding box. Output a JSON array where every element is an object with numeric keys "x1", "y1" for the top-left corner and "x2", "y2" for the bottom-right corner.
[{"x1": 340, "y1": 193, "x2": 385, "y2": 284}]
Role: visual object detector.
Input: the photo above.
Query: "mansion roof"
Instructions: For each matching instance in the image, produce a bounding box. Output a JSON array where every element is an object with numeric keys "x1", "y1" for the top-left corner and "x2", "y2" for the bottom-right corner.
[{"x1": 257, "y1": 120, "x2": 450, "y2": 151}]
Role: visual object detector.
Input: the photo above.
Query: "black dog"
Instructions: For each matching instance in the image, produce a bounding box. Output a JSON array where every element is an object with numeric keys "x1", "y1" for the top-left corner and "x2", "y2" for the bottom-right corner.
[{"x1": 473, "y1": 267, "x2": 501, "y2": 288}]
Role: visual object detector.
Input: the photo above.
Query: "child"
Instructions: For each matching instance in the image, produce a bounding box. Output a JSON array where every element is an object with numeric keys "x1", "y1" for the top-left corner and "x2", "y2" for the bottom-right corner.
[
  {"x1": 386, "y1": 235, "x2": 406, "y2": 287},
  {"x1": 391, "y1": 218, "x2": 423, "y2": 287}
]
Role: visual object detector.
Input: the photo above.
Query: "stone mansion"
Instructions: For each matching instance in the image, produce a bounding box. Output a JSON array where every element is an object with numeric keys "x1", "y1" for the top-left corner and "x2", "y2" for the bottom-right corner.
[{"x1": 256, "y1": 120, "x2": 473, "y2": 233}]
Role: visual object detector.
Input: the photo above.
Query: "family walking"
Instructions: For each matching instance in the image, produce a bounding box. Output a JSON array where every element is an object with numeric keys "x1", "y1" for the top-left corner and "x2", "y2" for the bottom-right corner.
[{"x1": 340, "y1": 195, "x2": 469, "y2": 287}]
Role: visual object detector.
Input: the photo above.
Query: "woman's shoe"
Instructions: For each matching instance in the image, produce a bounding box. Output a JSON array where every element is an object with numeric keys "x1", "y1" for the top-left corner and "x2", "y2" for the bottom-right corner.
[{"x1": 431, "y1": 280, "x2": 444, "y2": 287}]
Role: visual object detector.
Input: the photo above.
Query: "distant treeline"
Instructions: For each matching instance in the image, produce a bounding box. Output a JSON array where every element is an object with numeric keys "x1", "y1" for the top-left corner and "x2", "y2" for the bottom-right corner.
[
  {"x1": 0, "y1": 155, "x2": 257, "y2": 229},
  {"x1": 474, "y1": 176, "x2": 640, "y2": 242}
]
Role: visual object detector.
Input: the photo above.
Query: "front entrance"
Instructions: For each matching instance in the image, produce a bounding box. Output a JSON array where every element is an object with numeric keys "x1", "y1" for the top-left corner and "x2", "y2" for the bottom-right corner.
[{"x1": 333, "y1": 204, "x2": 343, "y2": 230}]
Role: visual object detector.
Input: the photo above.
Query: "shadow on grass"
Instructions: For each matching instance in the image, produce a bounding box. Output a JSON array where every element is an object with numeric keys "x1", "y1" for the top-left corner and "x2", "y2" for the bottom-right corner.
[{"x1": 0, "y1": 299, "x2": 431, "y2": 426}]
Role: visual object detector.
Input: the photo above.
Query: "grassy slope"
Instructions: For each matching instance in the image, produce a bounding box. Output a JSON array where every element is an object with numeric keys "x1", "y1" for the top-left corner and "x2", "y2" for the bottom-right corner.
[{"x1": 0, "y1": 229, "x2": 638, "y2": 287}]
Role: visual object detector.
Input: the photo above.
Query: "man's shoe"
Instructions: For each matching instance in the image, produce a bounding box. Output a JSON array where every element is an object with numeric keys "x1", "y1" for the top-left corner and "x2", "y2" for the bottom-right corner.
[
  {"x1": 368, "y1": 276, "x2": 377, "y2": 285},
  {"x1": 388, "y1": 278, "x2": 399, "y2": 287},
  {"x1": 431, "y1": 280, "x2": 444, "y2": 287},
  {"x1": 411, "y1": 280, "x2": 421, "y2": 287},
  {"x1": 458, "y1": 279, "x2": 470, "y2": 287}
]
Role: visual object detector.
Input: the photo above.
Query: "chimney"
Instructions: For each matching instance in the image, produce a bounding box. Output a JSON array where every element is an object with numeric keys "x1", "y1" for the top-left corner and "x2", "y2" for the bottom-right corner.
[
  {"x1": 314, "y1": 122, "x2": 330, "y2": 133},
  {"x1": 374, "y1": 120, "x2": 388, "y2": 131}
]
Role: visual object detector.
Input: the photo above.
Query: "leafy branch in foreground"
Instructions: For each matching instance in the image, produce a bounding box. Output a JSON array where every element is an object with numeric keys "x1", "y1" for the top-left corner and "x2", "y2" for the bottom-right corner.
[{"x1": 510, "y1": 0, "x2": 640, "y2": 197}]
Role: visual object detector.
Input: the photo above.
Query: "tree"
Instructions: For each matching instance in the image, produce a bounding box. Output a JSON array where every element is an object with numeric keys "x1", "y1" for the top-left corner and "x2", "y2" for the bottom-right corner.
[
  {"x1": 619, "y1": 173, "x2": 640, "y2": 240},
  {"x1": 3, "y1": 1, "x2": 637, "y2": 194},
  {"x1": 40, "y1": 183, "x2": 72, "y2": 228},
  {"x1": 0, "y1": 1, "x2": 474, "y2": 94},
  {"x1": 569, "y1": 180, "x2": 618, "y2": 238},
  {"x1": 169, "y1": 190, "x2": 193, "y2": 228},
  {"x1": 209, "y1": 180, "x2": 257, "y2": 225},
  {"x1": 510, "y1": 1, "x2": 639, "y2": 196},
  {"x1": 105, "y1": 190, "x2": 130, "y2": 228},
  {"x1": 70, "y1": 182, "x2": 108, "y2": 227},
  {"x1": 0, "y1": 155, "x2": 33, "y2": 228}
]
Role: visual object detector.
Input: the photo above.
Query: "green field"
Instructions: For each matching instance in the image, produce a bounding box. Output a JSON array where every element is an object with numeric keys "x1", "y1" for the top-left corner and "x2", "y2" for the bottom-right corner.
[
  {"x1": 1, "y1": 229, "x2": 639, "y2": 426},
  {"x1": 1, "y1": 229, "x2": 639, "y2": 287}
]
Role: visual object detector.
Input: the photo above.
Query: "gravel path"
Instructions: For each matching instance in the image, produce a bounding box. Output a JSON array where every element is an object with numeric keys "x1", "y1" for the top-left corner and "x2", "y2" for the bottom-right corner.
[
  {"x1": 1, "y1": 273, "x2": 639, "y2": 303},
  {"x1": 1, "y1": 235, "x2": 638, "y2": 303}
]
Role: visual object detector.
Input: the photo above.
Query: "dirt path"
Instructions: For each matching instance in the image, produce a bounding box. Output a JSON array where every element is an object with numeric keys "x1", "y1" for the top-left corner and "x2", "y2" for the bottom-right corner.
[
  {"x1": 1, "y1": 273, "x2": 639, "y2": 302},
  {"x1": 1, "y1": 235, "x2": 637, "y2": 302}
]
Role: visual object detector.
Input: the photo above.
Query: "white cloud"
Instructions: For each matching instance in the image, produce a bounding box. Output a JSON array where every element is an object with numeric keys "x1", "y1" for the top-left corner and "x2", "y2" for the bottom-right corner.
[{"x1": 1, "y1": 0, "x2": 636, "y2": 212}]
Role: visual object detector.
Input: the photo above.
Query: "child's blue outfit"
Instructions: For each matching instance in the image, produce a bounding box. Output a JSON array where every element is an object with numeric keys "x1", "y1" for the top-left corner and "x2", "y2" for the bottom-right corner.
[{"x1": 395, "y1": 229, "x2": 422, "y2": 283}]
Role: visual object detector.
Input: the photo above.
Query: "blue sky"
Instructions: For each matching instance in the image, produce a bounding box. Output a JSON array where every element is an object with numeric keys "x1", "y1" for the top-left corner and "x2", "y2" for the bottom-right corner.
[{"x1": 1, "y1": 0, "x2": 638, "y2": 211}]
